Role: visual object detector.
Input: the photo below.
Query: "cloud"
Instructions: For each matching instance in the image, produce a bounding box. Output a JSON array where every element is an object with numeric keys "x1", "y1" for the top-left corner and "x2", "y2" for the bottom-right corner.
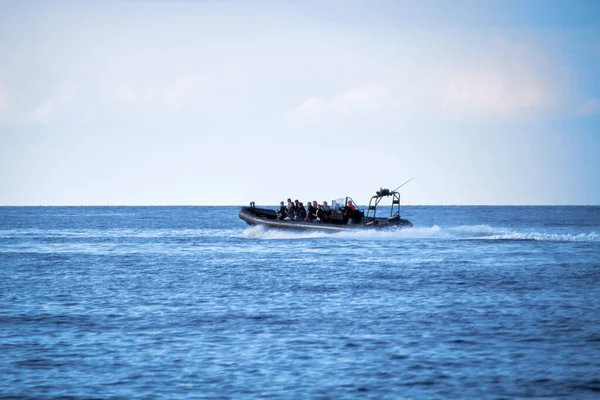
[
  {"x1": 441, "y1": 68, "x2": 543, "y2": 119},
  {"x1": 0, "y1": 82, "x2": 76, "y2": 125},
  {"x1": 438, "y1": 40, "x2": 561, "y2": 120},
  {"x1": 293, "y1": 39, "x2": 566, "y2": 123},
  {"x1": 0, "y1": 89, "x2": 6, "y2": 111},
  {"x1": 0, "y1": 55, "x2": 77, "y2": 124},
  {"x1": 296, "y1": 96, "x2": 327, "y2": 113},
  {"x1": 577, "y1": 98, "x2": 600, "y2": 116},
  {"x1": 296, "y1": 84, "x2": 387, "y2": 115},
  {"x1": 113, "y1": 75, "x2": 198, "y2": 110},
  {"x1": 29, "y1": 83, "x2": 77, "y2": 123}
]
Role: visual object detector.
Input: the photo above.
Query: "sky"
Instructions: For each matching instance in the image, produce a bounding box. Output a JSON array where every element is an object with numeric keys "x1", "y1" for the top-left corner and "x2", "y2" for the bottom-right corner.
[{"x1": 1, "y1": 0, "x2": 599, "y2": 205}]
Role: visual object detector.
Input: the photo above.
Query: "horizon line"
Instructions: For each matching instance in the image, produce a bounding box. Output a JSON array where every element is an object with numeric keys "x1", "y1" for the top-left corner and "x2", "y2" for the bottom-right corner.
[{"x1": 0, "y1": 204, "x2": 598, "y2": 207}]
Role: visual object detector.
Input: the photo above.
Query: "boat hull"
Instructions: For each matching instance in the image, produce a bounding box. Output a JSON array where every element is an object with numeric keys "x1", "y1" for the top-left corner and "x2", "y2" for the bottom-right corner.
[{"x1": 238, "y1": 206, "x2": 412, "y2": 231}]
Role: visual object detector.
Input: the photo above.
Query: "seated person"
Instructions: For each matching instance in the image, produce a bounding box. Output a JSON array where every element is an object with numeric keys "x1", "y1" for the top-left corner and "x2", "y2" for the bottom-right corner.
[
  {"x1": 315, "y1": 204, "x2": 325, "y2": 222},
  {"x1": 277, "y1": 201, "x2": 286, "y2": 220},
  {"x1": 305, "y1": 200, "x2": 316, "y2": 221},
  {"x1": 285, "y1": 198, "x2": 295, "y2": 220},
  {"x1": 346, "y1": 200, "x2": 356, "y2": 211},
  {"x1": 322, "y1": 201, "x2": 331, "y2": 222},
  {"x1": 295, "y1": 202, "x2": 306, "y2": 220},
  {"x1": 343, "y1": 200, "x2": 356, "y2": 224}
]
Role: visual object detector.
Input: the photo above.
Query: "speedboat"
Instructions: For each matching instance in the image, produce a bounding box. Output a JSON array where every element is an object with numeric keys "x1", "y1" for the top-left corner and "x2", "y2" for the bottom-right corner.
[{"x1": 238, "y1": 187, "x2": 413, "y2": 231}]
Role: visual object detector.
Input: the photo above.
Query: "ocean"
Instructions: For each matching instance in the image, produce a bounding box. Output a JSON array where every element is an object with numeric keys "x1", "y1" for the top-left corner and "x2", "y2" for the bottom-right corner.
[{"x1": 1, "y1": 205, "x2": 599, "y2": 399}]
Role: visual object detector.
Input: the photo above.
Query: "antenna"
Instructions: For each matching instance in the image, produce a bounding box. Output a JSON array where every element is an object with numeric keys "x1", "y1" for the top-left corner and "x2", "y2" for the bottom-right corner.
[{"x1": 393, "y1": 177, "x2": 413, "y2": 192}]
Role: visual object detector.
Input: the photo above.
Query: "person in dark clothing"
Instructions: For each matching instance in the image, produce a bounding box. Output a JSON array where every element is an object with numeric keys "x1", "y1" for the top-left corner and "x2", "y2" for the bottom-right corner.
[
  {"x1": 322, "y1": 201, "x2": 331, "y2": 222},
  {"x1": 277, "y1": 201, "x2": 287, "y2": 220},
  {"x1": 285, "y1": 198, "x2": 295, "y2": 220},
  {"x1": 315, "y1": 204, "x2": 325, "y2": 222},
  {"x1": 295, "y1": 202, "x2": 306, "y2": 220},
  {"x1": 305, "y1": 200, "x2": 316, "y2": 221}
]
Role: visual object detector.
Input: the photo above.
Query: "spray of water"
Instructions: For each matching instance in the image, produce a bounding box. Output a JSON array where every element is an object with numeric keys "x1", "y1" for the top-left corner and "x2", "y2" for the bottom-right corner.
[{"x1": 242, "y1": 224, "x2": 599, "y2": 242}]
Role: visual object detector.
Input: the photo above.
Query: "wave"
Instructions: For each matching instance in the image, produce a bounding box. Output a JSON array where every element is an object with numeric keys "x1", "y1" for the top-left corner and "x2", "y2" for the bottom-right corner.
[
  {"x1": 242, "y1": 225, "x2": 600, "y2": 242},
  {"x1": 0, "y1": 228, "x2": 237, "y2": 239},
  {"x1": 483, "y1": 231, "x2": 600, "y2": 242}
]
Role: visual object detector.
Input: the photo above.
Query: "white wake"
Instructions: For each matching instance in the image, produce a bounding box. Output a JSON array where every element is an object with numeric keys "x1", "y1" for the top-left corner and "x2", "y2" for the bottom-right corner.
[{"x1": 242, "y1": 224, "x2": 599, "y2": 242}]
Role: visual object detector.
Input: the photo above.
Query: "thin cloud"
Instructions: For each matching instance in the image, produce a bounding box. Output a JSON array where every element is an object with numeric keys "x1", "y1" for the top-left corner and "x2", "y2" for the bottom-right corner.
[
  {"x1": 295, "y1": 84, "x2": 387, "y2": 115},
  {"x1": 294, "y1": 39, "x2": 569, "y2": 123},
  {"x1": 577, "y1": 98, "x2": 600, "y2": 116},
  {"x1": 29, "y1": 84, "x2": 77, "y2": 123},
  {"x1": 0, "y1": 89, "x2": 7, "y2": 112}
]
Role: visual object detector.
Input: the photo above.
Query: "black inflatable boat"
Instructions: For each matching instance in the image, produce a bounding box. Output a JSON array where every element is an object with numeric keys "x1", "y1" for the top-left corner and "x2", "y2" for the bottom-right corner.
[{"x1": 238, "y1": 187, "x2": 413, "y2": 231}]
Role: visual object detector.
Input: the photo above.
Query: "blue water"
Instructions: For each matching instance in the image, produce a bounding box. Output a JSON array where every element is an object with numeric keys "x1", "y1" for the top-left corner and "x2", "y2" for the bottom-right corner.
[{"x1": 1, "y1": 206, "x2": 599, "y2": 399}]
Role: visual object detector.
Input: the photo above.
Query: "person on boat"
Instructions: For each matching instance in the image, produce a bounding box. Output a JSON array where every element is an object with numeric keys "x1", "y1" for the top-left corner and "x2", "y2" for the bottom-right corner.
[
  {"x1": 277, "y1": 201, "x2": 287, "y2": 220},
  {"x1": 312, "y1": 201, "x2": 320, "y2": 220},
  {"x1": 295, "y1": 202, "x2": 306, "y2": 220},
  {"x1": 346, "y1": 200, "x2": 356, "y2": 211},
  {"x1": 343, "y1": 199, "x2": 356, "y2": 224},
  {"x1": 305, "y1": 201, "x2": 316, "y2": 221},
  {"x1": 285, "y1": 198, "x2": 295, "y2": 220},
  {"x1": 321, "y1": 201, "x2": 331, "y2": 222},
  {"x1": 315, "y1": 204, "x2": 325, "y2": 222}
]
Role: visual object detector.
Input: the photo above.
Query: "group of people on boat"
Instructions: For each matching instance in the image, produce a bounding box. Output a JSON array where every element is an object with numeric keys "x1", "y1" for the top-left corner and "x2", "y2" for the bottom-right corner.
[{"x1": 276, "y1": 198, "x2": 356, "y2": 224}]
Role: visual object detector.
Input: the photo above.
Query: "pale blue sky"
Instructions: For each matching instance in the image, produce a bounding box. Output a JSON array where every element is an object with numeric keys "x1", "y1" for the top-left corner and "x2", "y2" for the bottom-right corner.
[{"x1": 1, "y1": 0, "x2": 599, "y2": 205}]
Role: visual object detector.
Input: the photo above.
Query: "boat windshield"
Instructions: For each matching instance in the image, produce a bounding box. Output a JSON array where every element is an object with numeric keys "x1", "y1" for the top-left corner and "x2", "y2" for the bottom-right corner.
[{"x1": 332, "y1": 198, "x2": 345, "y2": 211}]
